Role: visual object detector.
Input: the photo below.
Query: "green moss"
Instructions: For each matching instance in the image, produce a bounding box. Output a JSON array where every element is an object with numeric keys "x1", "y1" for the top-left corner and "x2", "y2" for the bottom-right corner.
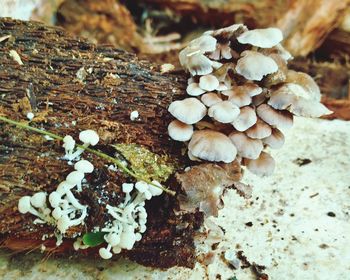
[{"x1": 112, "y1": 143, "x2": 177, "y2": 183}]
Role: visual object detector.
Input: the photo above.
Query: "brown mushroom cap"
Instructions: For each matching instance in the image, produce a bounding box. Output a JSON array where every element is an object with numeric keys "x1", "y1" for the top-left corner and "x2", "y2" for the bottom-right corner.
[
  {"x1": 168, "y1": 98, "x2": 207, "y2": 124},
  {"x1": 168, "y1": 120, "x2": 194, "y2": 142},
  {"x1": 231, "y1": 106, "x2": 257, "y2": 131},
  {"x1": 188, "y1": 130, "x2": 237, "y2": 163},
  {"x1": 263, "y1": 128, "x2": 285, "y2": 149},
  {"x1": 245, "y1": 119, "x2": 272, "y2": 139},
  {"x1": 186, "y1": 83, "x2": 206, "y2": 96},
  {"x1": 199, "y1": 74, "x2": 220, "y2": 91},
  {"x1": 285, "y1": 71, "x2": 321, "y2": 101},
  {"x1": 201, "y1": 93, "x2": 223, "y2": 107},
  {"x1": 208, "y1": 101, "x2": 240, "y2": 123},
  {"x1": 229, "y1": 131, "x2": 263, "y2": 159},
  {"x1": 245, "y1": 152, "x2": 275, "y2": 177},
  {"x1": 236, "y1": 51, "x2": 279, "y2": 81},
  {"x1": 268, "y1": 84, "x2": 332, "y2": 117},
  {"x1": 257, "y1": 104, "x2": 293, "y2": 130}
]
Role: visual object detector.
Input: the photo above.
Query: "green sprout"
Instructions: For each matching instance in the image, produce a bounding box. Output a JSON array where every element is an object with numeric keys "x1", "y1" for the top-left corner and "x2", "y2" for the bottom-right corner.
[
  {"x1": 82, "y1": 232, "x2": 107, "y2": 247},
  {"x1": 0, "y1": 115, "x2": 175, "y2": 196}
]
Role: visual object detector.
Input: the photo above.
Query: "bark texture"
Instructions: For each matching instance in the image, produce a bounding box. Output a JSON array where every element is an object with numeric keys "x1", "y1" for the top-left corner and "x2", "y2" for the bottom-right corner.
[{"x1": 0, "y1": 18, "x2": 219, "y2": 268}]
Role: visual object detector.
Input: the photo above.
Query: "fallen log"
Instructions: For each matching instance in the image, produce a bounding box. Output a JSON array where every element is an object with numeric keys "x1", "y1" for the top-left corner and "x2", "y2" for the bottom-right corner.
[{"x1": 0, "y1": 18, "x2": 242, "y2": 268}]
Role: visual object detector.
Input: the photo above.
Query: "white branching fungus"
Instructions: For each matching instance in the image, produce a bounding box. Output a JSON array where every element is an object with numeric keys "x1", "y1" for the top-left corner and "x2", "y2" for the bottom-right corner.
[
  {"x1": 98, "y1": 180, "x2": 163, "y2": 259},
  {"x1": 63, "y1": 135, "x2": 76, "y2": 159}
]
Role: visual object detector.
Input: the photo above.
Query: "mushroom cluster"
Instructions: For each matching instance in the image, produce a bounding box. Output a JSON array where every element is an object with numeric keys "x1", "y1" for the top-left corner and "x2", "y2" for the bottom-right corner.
[
  {"x1": 98, "y1": 180, "x2": 163, "y2": 259},
  {"x1": 169, "y1": 24, "x2": 332, "y2": 176},
  {"x1": 18, "y1": 128, "x2": 165, "y2": 257},
  {"x1": 18, "y1": 129, "x2": 99, "y2": 242}
]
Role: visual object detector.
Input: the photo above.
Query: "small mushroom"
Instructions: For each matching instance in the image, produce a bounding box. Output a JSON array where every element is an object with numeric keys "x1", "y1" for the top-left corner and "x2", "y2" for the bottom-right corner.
[
  {"x1": 188, "y1": 130, "x2": 237, "y2": 163},
  {"x1": 237, "y1": 27, "x2": 283, "y2": 48},
  {"x1": 201, "y1": 93, "x2": 223, "y2": 107},
  {"x1": 231, "y1": 106, "x2": 257, "y2": 131},
  {"x1": 229, "y1": 131, "x2": 263, "y2": 159},
  {"x1": 208, "y1": 101, "x2": 240, "y2": 123},
  {"x1": 245, "y1": 152, "x2": 275, "y2": 176},
  {"x1": 186, "y1": 83, "x2": 206, "y2": 96},
  {"x1": 99, "y1": 247, "x2": 113, "y2": 259},
  {"x1": 79, "y1": 130, "x2": 99, "y2": 146},
  {"x1": 168, "y1": 98, "x2": 207, "y2": 124},
  {"x1": 236, "y1": 51, "x2": 278, "y2": 81},
  {"x1": 168, "y1": 120, "x2": 194, "y2": 141},
  {"x1": 63, "y1": 135, "x2": 76, "y2": 158},
  {"x1": 74, "y1": 160, "x2": 94, "y2": 173},
  {"x1": 263, "y1": 128, "x2": 285, "y2": 149},
  {"x1": 209, "y1": 42, "x2": 232, "y2": 60},
  {"x1": 245, "y1": 119, "x2": 272, "y2": 139},
  {"x1": 257, "y1": 104, "x2": 293, "y2": 130},
  {"x1": 205, "y1": 24, "x2": 248, "y2": 41},
  {"x1": 199, "y1": 74, "x2": 220, "y2": 91},
  {"x1": 30, "y1": 192, "x2": 47, "y2": 208},
  {"x1": 179, "y1": 35, "x2": 217, "y2": 76},
  {"x1": 268, "y1": 83, "x2": 332, "y2": 117},
  {"x1": 66, "y1": 171, "x2": 85, "y2": 191},
  {"x1": 285, "y1": 71, "x2": 321, "y2": 101},
  {"x1": 18, "y1": 196, "x2": 40, "y2": 216}
]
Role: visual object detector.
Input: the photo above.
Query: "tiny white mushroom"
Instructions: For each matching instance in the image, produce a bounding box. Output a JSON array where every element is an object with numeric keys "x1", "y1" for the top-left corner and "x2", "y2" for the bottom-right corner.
[
  {"x1": 62, "y1": 135, "x2": 76, "y2": 158},
  {"x1": 229, "y1": 131, "x2": 263, "y2": 159},
  {"x1": 263, "y1": 128, "x2": 285, "y2": 149},
  {"x1": 18, "y1": 196, "x2": 32, "y2": 214},
  {"x1": 79, "y1": 129, "x2": 99, "y2": 146},
  {"x1": 168, "y1": 120, "x2": 194, "y2": 142},
  {"x1": 130, "y1": 110, "x2": 139, "y2": 121},
  {"x1": 237, "y1": 27, "x2": 283, "y2": 48},
  {"x1": 231, "y1": 106, "x2": 257, "y2": 131},
  {"x1": 99, "y1": 247, "x2": 113, "y2": 259},
  {"x1": 199, "y1": 74, "x2": 220, "y2": 91},
  {"x1": 188, "y1": 130, "x2": 237, "y2": 163},
  {"x1": 148, "y1": 181, "x2": 163, "y2": 196},
  {"x1": 30, "y1": 192, "x2": 47, "y2": 208},
  {"x1": 245, "y1": 119, "x2": 272, "y2": 139},
  {"x1": 122, "y1": 183, "x2": 134, "y2": 193},
  {"x1": 66, "y1": 171, "x2": 85, "y2": 191},
  {"x1": 201, "y1": 93, "x2": 223, "y2": 107},
  {"x1": 49, "y1": 191, "x2": 62, "y2": 208},
  {"x1": 74, "y1": 160, "x2": 94, "y2": 173},
  {"x1": 26, "y1": 112, "x2": 34, "y2": 121},
  {"x1": 257, "y1": 104, "x2": 293, "y2": 130},
  {"x1": 236, "y1": 51, "x2": 278, "y2": 81},
  {"x1": 168, "y1": 98, "x2": 207, "y2": 124},
  {"x1": 245, "y1": 152, "x2": 275, "y2": 177},
  {"x1": 208, "y1": 101, "x2": 240, "y2": 123}
]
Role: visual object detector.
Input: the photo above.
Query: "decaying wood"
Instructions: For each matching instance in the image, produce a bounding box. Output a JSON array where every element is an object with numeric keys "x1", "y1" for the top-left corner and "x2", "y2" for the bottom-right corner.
[
  {"x1": 276, "y1": 0, "x2": 350, "y2": 56},
  {"x1": 57, "y1": 0, "x2": 143, "y2": 52},
  {"x1": 0, "y1": 18, "x2": 242, "y2": 268}
]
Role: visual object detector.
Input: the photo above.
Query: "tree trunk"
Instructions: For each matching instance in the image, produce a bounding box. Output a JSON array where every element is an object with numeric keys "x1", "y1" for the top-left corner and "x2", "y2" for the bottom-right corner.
[{"x1": 0, "y1": 18, "x2": 208, "y2": 268}]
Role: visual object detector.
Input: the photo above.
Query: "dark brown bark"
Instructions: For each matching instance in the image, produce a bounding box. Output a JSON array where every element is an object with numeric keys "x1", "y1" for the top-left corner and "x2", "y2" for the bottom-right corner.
[{"x1": 0, "y1": 18, "x2": 209, "y2": 268}]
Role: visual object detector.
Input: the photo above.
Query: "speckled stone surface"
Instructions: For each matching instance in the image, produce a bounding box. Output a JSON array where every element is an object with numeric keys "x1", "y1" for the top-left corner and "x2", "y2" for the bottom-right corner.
[{"x1": 1, "y1": 117, "x2": 349, "y2": 280}]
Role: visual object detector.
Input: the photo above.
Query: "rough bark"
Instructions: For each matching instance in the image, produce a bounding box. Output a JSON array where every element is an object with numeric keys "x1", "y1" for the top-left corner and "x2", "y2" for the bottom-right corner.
[{"x1": 0, "y1": 18, "x2": 217, "y2": 268}]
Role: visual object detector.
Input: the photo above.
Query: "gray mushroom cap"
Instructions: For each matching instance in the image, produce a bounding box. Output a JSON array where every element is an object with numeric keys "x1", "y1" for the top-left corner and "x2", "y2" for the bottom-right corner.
[
  {"x1": 188, "y1": 130, "x2": 237, "y2": 163},
  {"x1": 236, "y1": 51, "x2": 278, "y2": 81},
  {"x1": 237, "y1": 27, "x2": 283, "y2": 48},
  {"x1": 168, "y1": 98, "x2": 207, "y2": 124}
]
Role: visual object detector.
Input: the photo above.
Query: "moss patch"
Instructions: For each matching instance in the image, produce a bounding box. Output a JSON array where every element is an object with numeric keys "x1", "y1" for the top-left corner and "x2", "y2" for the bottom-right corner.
[{"x1": 112, "y1": 143, "x2": 177, "y2": 183}]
